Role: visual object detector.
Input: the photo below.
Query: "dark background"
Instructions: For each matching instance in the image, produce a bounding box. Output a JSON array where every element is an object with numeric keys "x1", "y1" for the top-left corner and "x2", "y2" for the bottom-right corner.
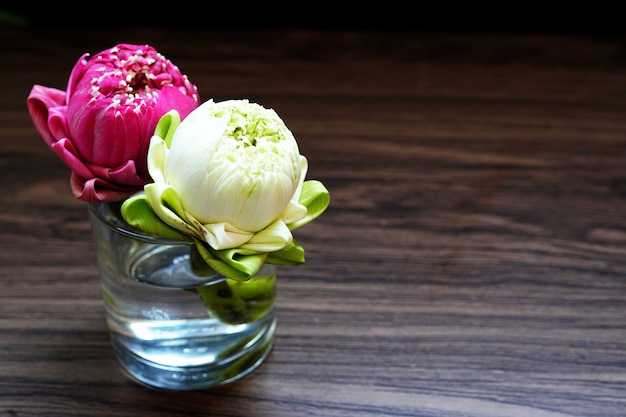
[{"x1": 0, "y1": 4, "x2": 621, "y2": 34}]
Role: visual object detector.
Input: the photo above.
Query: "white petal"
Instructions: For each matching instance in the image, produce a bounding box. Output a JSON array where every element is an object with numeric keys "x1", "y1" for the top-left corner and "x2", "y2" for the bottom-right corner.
[
  {"x1": 241, "y1": 219, "x2": 293, "y2": 252},
  {"x1": 194, "y1": 221, "x2": 253, "y2": 250},
  {"x1": 146, "y1": 135, "x2": 168, "y2": 183}
]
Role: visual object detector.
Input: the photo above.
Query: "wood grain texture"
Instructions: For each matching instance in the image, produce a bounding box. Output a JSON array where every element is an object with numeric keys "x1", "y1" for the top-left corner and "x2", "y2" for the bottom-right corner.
[{"x1": 1, "y1": 27, "x2": 626, "y2": 417}]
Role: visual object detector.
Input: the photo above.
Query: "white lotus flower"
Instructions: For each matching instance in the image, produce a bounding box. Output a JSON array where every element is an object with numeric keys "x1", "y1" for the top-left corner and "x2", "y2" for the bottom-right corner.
[{"x1": 144, "y1": 99, "x2": 309, "y2": 252}]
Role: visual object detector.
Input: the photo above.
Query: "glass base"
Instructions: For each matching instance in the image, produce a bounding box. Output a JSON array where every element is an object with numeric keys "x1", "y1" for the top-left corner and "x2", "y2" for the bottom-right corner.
[{"x1": 110, "y1": 319, "x2": 276, "y2": 390}]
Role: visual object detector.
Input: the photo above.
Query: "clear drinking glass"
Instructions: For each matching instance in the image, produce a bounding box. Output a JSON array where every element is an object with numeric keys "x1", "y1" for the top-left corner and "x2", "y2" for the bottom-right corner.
[{"x1": 88, "y1": 202, "x2": 276, "y2": 390}]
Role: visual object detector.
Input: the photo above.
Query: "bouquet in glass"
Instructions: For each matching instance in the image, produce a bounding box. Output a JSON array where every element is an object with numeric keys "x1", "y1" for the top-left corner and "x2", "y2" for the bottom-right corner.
[{"x1": 27, "y1": 43, "x2": 329, "y2": 390}]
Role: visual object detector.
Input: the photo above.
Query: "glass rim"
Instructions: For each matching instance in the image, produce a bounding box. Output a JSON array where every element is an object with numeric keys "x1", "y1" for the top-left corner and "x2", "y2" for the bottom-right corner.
[{"x1": 88, "y1": 201, "x2": 194, "y2": 246}]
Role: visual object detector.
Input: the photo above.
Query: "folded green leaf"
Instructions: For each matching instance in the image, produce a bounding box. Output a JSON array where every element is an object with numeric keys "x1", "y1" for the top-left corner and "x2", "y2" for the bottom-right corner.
[
  {"x1": 194, "y1": 271, "x2": 275, "y2": 323},
  {"x1": 265, "y1": 240, "x2": 305, "y2": 265},
  {"x1": 154, "y1": 110, "x2": 182, "y2": 147},
  {"x1": 227, "y1": 272, "x2": 276, "y2": 300},
  {"x1": 289, "y1": 180, "x2": 330, "y2": 230},
  {"x1": 120, "y1": 193, "x2": 189, "y2": 240},
  {"x1": 192, "y1": 238, "x2": 268, "y2": 281}
]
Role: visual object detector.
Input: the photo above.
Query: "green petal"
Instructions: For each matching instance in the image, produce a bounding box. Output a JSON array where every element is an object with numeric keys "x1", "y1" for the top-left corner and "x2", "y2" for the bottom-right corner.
[
  {"x1": 120, "y1": 193, "x2": 189, "y2": 240},
  {"x1": 145, "y1": 183, "x2": 196, "y2": 236},
  {"x1": 154, "y1": 110, "x2": 181, "y2": 148},
  {"x1": 214, "y1": 247, "x2": 268, "y2": 278},
  {"x1": 194, "y1": 282, "x2": 248, "y2": 323},
  {"x1": 189, "y1": 244, "x2": 218, "y2": 276},
  {"x1": 265, "y1": 240, "x2": 305, "y2": 265},
  {"x1": 194, "y1": 271, "x2": 275, "y2": 324},
  {"x1": 227, "y1": 272, "x2": 276, "y2": 300},
  {"x1": 193, "y1": 238, "x2": 268, "y2": 281},
  {"x1": 288, "y1": 180, "x2": 330, "y2": 230}
]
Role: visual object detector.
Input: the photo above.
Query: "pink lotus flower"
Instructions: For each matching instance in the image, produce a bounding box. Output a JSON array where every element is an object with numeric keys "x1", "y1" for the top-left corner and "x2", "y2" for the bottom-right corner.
[{"x1": 27, "y1": 43, "x2": 200, "y2": 202}]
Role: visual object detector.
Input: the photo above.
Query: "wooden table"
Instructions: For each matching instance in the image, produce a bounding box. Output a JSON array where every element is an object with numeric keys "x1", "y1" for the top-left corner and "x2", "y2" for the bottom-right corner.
[{"x1": 1, "y1": 26, "x2": 625, "y2": 417}]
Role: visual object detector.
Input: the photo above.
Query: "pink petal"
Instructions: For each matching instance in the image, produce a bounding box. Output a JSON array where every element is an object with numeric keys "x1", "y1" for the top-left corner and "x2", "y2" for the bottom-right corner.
[
  {"x1": 49, "y1": 138, "x2": 93, "y2": 180},
  {"x1": 71, "y1": 173, "x2": 139, "y2": 203},
  {"x1": 84, "y1": 159, "x2": 148, "y2": 187},
  {"x1": 154, "y1": 85, "x2": 200, "y2": 121},
  {"x1": 26, "y1": 85, "x2": 67, "y2": 146}
]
